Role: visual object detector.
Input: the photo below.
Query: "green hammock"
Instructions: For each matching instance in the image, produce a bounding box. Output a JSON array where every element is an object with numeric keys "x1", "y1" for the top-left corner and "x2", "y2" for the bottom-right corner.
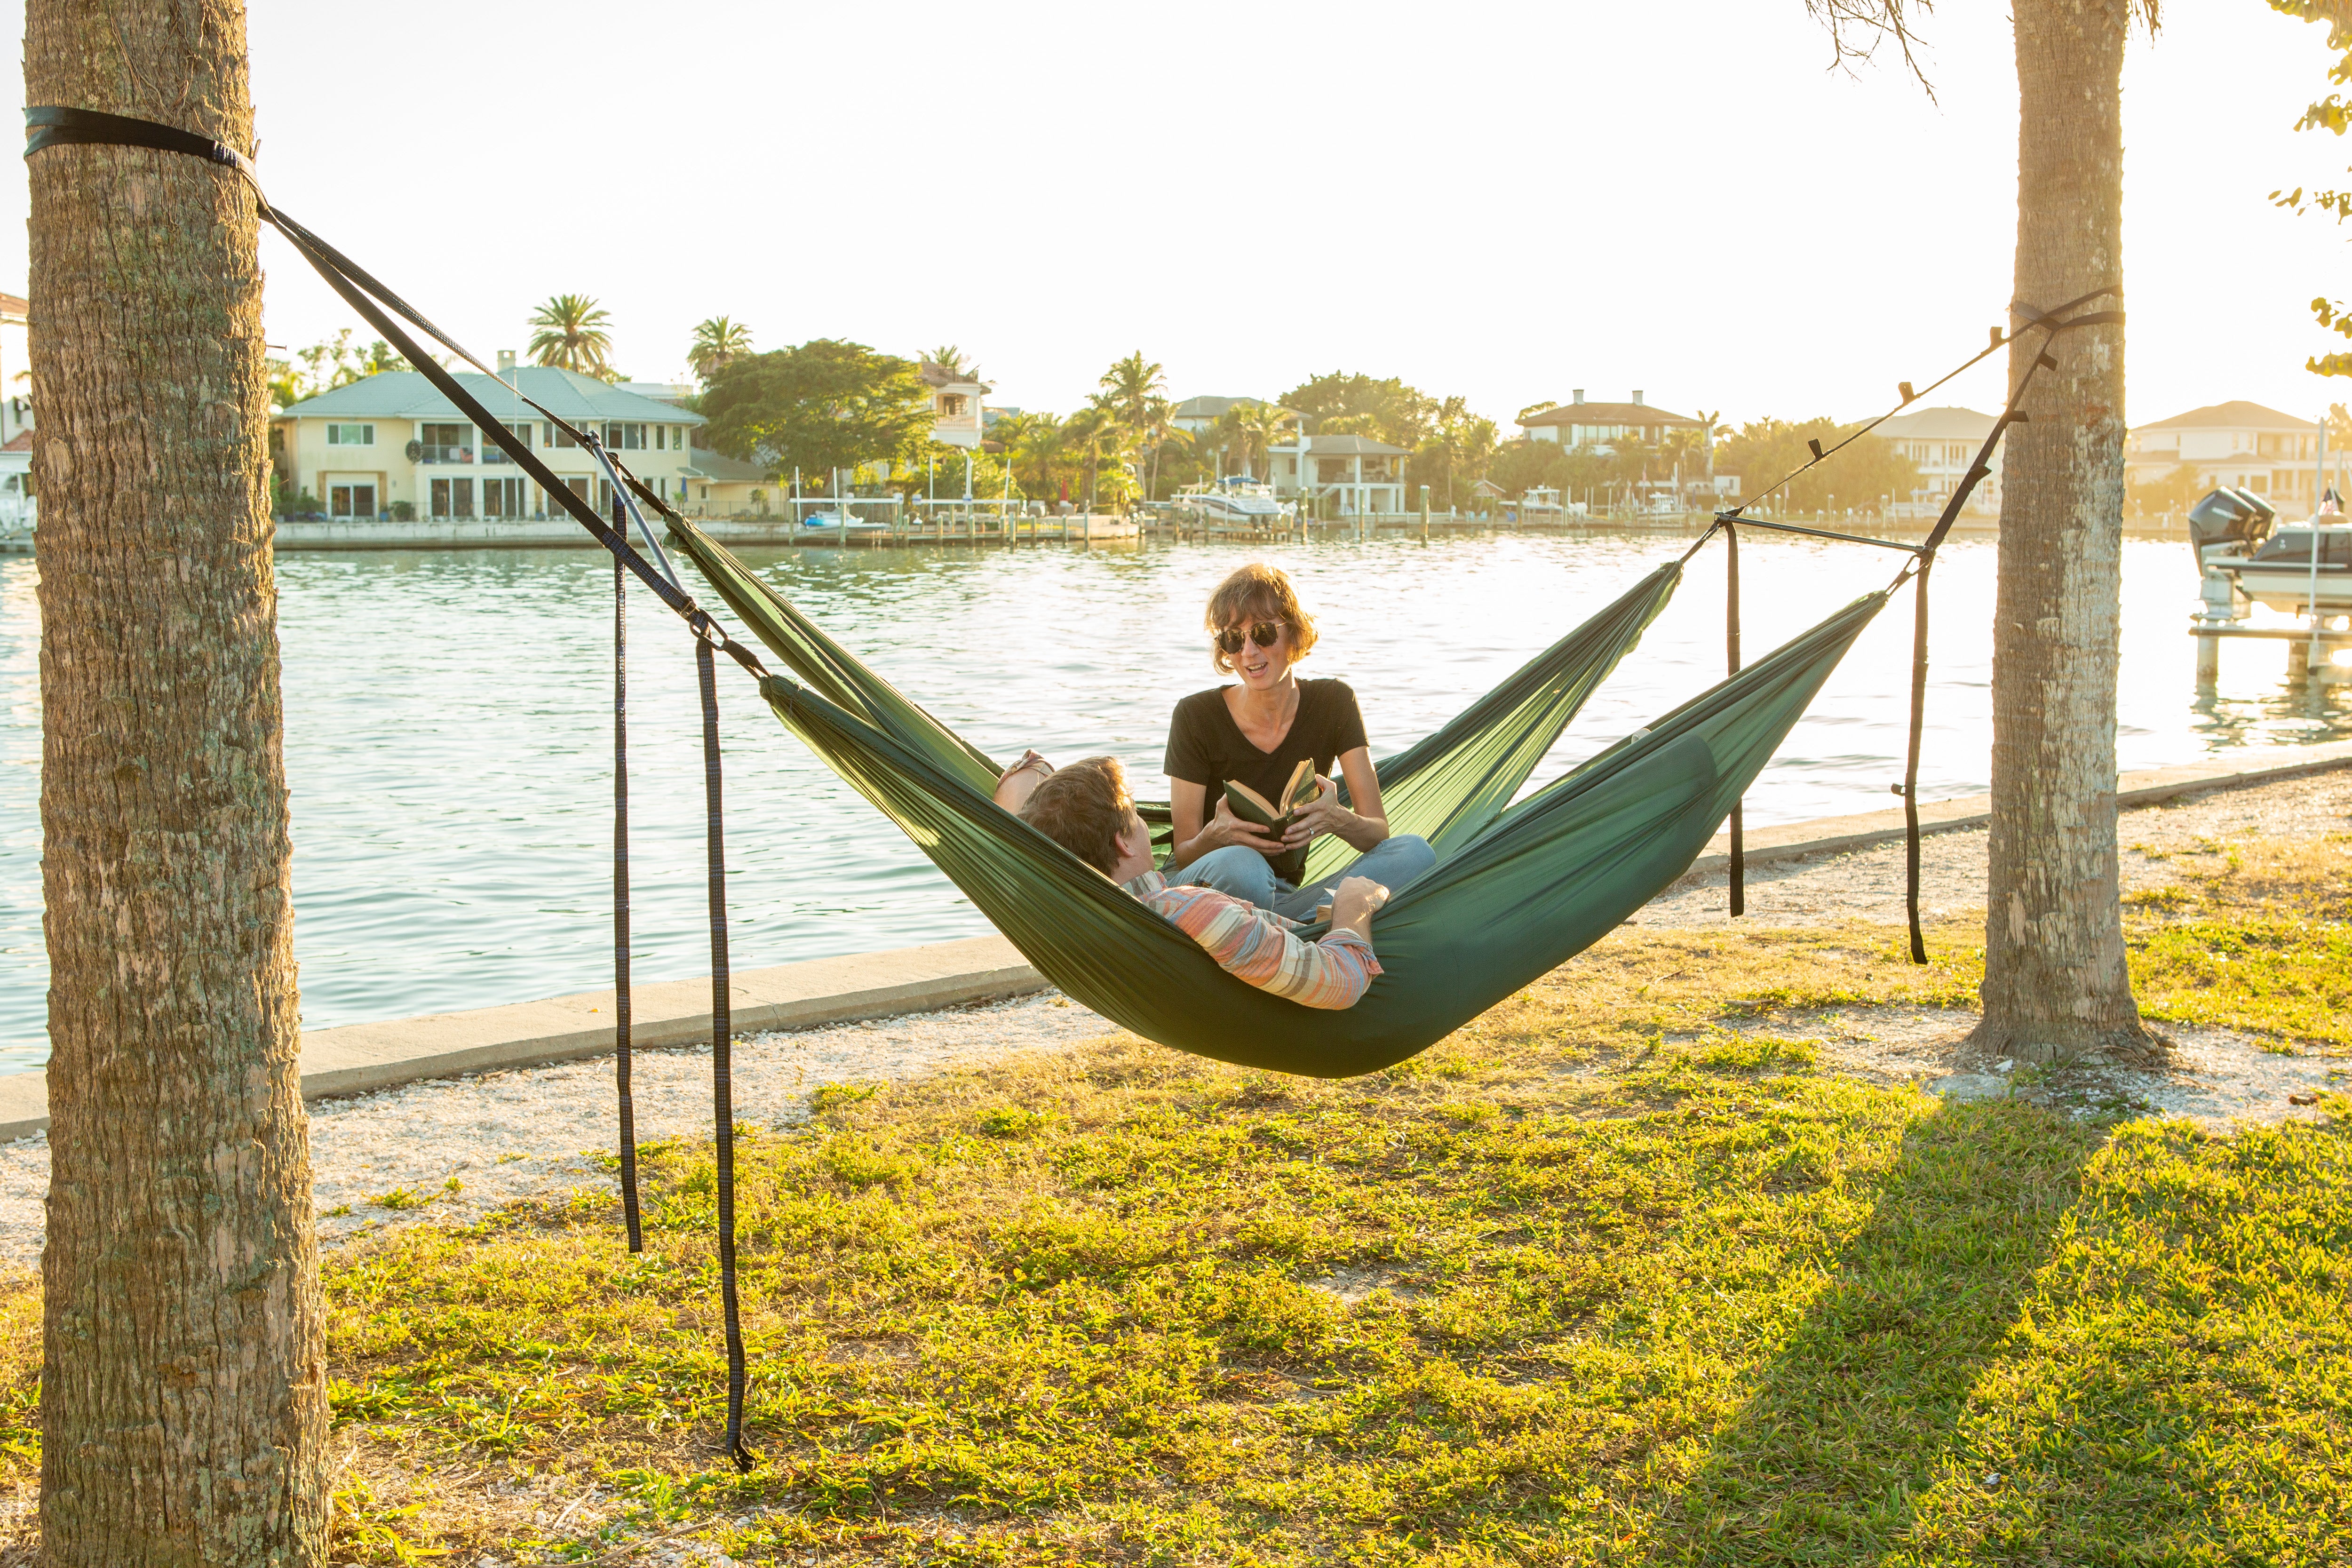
[
  {"x1": 667, "y1": 517, "x2": 1685, "y2": 880},
  {"x1": 753, "y1": 589, "x2": 1885, "y2": 1076}
]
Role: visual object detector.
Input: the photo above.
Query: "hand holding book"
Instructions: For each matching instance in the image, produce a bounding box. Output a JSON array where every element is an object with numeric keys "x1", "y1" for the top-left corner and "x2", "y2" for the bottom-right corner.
[{"x1": 1221, "y1": 759, "x2": 1320, "y2": 839}]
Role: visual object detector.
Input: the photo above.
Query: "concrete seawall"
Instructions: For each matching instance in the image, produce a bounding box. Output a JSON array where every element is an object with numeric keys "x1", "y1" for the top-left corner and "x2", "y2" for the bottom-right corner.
[{"x1": 0, "y1": 739, "x2": 2344, "y2": 1142}]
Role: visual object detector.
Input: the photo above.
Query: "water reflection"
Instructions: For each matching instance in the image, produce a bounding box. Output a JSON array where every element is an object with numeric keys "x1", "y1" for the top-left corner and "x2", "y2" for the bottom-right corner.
[{"x1": 0, "y1": 530, "x2": 2344, "y2": 1072}]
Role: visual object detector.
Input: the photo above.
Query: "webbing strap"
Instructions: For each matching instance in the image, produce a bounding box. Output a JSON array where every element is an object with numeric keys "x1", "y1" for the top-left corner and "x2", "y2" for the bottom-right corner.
[
  {"x1": 696, "y1": 641, "x2": 755, "y2": 1471},
  {"x1": 1724, "y1": 523, "x2": 1744, "y2": 918},
  {"x1": 1901, "y1": 557, "x2": 1933, "y2": 963},
  {"x1": 613, "y1": 530, "x2": 642, "y2": 1253}
]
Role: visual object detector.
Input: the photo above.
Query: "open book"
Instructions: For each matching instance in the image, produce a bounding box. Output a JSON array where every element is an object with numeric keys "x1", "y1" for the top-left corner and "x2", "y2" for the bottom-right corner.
[{"x1": 1224, "y1": 758, "x2": 1320, "y2": 837}]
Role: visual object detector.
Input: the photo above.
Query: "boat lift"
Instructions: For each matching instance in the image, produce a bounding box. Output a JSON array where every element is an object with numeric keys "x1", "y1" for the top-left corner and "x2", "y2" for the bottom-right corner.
[{"x1": 2187, "y1": 484, "x2": 2352, "y2": 682}]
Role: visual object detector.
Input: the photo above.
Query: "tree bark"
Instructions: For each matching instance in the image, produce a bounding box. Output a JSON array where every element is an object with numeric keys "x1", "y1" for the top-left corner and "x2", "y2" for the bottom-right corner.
[
  {"x1": 1971, "y1": 0, "x2": 2149, "y2": 1063},
  {"x1": 26, "y1": 4, "x2": 326, "y2": 1563}
]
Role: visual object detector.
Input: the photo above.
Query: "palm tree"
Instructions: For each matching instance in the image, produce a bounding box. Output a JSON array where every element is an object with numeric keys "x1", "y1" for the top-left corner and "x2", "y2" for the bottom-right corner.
[
  {"x1": 1067, "y1": 398, "x2": 1141, "y2": 509},
  {"x1": 688, "y1": 316, "x2": 753, "y2": 382},
  {"x1": 1224, "y1": 399, "x2": 1295, "y2": 482},
  {"x1": 928, "y1": 344, "x2": 977, "y2": 378},
  {"x1": 1098, "y1": 351, "x2": 1165, "y2": 433},
  {"x1": 1141, "y1": 393, "x2": 1177, "y2": 501},
  {"x1": 1814, "y1": 0, "x2": 2156, "y2": 1064},
  {"x1": 527, "y1": 293, "x2": 614, "y2": 376},
  {"x1": 992, "y1": 412, "x2": 1062, "y2": 501},
  {"x1": 29, "y1": 3, "x2": 324, "y2": 1553}
]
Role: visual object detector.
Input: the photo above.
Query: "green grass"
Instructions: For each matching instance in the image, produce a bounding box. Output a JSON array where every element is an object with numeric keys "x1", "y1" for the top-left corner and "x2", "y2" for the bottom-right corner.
[{"x1": 1, "y1": 838, "x2": 2349, "y2": 1564}]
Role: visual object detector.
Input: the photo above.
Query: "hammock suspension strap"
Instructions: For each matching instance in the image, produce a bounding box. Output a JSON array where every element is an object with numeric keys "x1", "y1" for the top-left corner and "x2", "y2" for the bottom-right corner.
[
  {"x1": 1724, "y1": 521, "x2": 1744, "y2": 917},
  {"x1": 614, "y1": 530, "x2": 642, "y2": 1252}
]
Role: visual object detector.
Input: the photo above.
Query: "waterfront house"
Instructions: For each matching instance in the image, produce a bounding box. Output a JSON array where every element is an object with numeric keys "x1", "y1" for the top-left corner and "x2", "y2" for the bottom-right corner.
[
  {"x1": 0, "y1": 293, "x2": 32, "y2": 526},
  {"x1": 1518, "y1": 391, "x2": 1699, "y2": 453},
  {"x1": 1267, "y1": 432, "x2": 1408, "y2": 515},
  {"x1": 274, "y1": 362, "x2": 704, "y2": 520},
  {"x1": 1171, "y1": 395, "x2": 1252, "y2": 435},
  {"x1": 1876, "y1": 404, "x2": 2004, "y2": 516},
  {"x1": 2127, "y1": 401, "x2": 2325, "y2": 510},
  {"x1": 922, "y1": 361, "x2": 991, "y2": 450},
  {"x1": 683, "y1": 447, "x2": 776, "y2": 517}
]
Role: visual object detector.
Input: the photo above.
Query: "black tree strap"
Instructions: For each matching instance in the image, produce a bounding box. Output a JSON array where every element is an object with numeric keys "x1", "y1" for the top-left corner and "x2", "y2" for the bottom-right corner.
[
  {"x1": 696, "y1": 639, "x2": 755, "y2": 1472},
  {"x1": 25, "y1": 104, "x2": 769, "y2": 1463},
  {"x1": 1886, "y1": 284, "x2": 2122, "y2": 962},
  {"x1": 1724, "y1": 521, "x2": 1744, "y2": 918},
  {"x1": 613, "y1": 522, "x2": 642, "y2": 1253},
  {"x1": 1901, "y1": 555, "x2": 1933, "y2": 963}
]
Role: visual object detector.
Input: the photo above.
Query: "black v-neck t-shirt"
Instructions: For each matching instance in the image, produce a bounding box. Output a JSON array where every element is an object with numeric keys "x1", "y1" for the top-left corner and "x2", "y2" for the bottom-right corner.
[{"x1": 1165, "y1": 677, "x2": 1369, "y2": 885}]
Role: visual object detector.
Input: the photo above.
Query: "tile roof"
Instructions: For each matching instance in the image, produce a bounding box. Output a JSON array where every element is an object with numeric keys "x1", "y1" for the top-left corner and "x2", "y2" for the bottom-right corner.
[
  {"x1": 277, "y1": 367, "x2": 705, "y2": 425},
  {"x1": 1303, "y1": 434, "x2": 1408, "y2": 455},
  {"x1": 1876, "y1": 405, "x2": 1998, "y2": 440},
  {"x1": 1174, "y1": 395, "x2": 1253, "y2": 418},
  {"x1": 1519, "y1": 400, "x2": 1699, "y2": 430},
  {"x1": 920, "y1": 361, "x2": 992, "y2": 393},
  {"x1": 2135, "y1": 399, "x2": 2319, "y2": 434},
  {"x1": 684, "y1": 447, "x2": 771, "y2": 482},
  {"x1": 0, "y1": 294, "x2": 24, "y2": 319}
]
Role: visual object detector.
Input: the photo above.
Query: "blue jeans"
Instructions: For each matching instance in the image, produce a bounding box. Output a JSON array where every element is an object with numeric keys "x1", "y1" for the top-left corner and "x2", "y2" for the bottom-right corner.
[{"x1": 1173, "y1": 834, "x2": 1436, "y2": 921}]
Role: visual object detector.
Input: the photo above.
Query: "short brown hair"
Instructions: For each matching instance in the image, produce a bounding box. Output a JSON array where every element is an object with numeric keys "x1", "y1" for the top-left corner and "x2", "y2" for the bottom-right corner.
[
  {"x1": 1019, "y1": 756, "x2": 1135, "y2": 876},
  {"x1": 1206, "y1": 562, "x2": 1318, "y2": 674}
]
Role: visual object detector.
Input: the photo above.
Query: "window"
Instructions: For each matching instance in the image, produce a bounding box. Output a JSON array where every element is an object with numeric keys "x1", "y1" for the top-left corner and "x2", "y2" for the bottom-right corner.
[
  {"x1": 655, "y1": 424, "x2": 667, "y2": 450},
  {"x1": 548, "y1": 421, "x2": 580, "y2": 449},
  {"x1": 483, "y1": 422, "x2": 530, "y2": 463},
  {"x1": 482, "y1": 477, "x2": 527, "y2": 518},
  {"x1": 328, "y1": 483, "x2": 376, "y2": 517},
  {"x1": 604, "y1": 422, "x2": 646, "y2": 450},
  {"x1": 430, "y1": 477, "x2": 476, "y2": 517},
  {"x1": 326, "y1": 422, "x2": 374, "y2": 446},
  {"x1": 419, "y1": 423, "x2": 471, "y2": 463}
]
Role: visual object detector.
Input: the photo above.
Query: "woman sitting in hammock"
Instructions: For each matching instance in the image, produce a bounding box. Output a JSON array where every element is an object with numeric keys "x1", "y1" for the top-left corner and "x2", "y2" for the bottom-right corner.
[
  {"x1": 1017, "y1": 756, "x2": 1390, "y2": 1009},
  {"x1": 1161, "y1": 563, "x2": 1433, "y2": 920}
]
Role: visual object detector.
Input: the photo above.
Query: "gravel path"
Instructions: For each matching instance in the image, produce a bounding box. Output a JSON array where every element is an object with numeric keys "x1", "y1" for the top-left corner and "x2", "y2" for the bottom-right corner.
[
  {"x1": 1637, "y1": 768, "x2": 2352, "y2": 927},
  {"x1": 0, "y1": 772, "x2": 2341, "y2": 1266}
]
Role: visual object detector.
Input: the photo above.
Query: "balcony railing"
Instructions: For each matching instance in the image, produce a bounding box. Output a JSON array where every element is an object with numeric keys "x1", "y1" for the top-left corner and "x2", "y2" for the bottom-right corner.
[
  {"x1": 481, "y1": 447, "x2": 516, "y2": 464},
  {"x1": 416, "y1": 445, "x2": 472, "y2": 464}
]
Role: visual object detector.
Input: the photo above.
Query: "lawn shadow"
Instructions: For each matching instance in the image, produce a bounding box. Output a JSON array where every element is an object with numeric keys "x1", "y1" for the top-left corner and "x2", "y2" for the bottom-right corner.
[{"x1": 1640, "y1": 1094, "x2": 2097, "y2": 1565}]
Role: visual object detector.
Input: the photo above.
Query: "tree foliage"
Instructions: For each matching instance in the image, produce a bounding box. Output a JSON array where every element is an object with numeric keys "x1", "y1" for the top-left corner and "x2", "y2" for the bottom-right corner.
[
  {"x1": 266, "y1": 327, "x2": 409, "y2": 409},
  {"x1": 2271, "y1": 0, "x2": 2352, "y2": 375},
  {"x1": 1713, "y1": 416, "x2": 1919, "y2": 515},
  {"x1": 688, "y1": 316, "x2": 753, "y2": 383},
  {"x1": 1279, "y1": 371, "x2": 1438, "y2": 448},
  {"x1": 700, "y1": 339, "x2": 934, "y2": 481},
  {"x1": 527, "y1": 293, "x2": 615, "y2": 379}
]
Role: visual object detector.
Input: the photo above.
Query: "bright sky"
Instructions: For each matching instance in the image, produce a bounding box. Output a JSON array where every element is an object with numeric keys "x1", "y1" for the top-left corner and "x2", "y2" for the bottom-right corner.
[{"x1": 0, "y1": 0, "x2": 2345, "y2": 431}]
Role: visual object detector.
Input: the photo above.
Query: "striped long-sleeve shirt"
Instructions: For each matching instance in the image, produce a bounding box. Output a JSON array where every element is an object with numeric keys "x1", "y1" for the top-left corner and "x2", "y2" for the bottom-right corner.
[{"x1": 1122, "y1": 870, "x2": 1381, "y2": 1009}]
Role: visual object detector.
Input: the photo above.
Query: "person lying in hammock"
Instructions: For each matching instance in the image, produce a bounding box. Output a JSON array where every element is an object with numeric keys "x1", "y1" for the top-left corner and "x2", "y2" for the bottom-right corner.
[
  {"x1": 1016, "y1": 756, "x2": 1389, "y2": 1009},
  {"x1": 1163, "y1": 562, "x2": 1434, "y2": 920}
]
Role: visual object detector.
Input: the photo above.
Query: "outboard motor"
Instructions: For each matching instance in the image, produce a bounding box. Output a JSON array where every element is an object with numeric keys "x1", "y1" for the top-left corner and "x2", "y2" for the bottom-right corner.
[
  {"x1": 2187, "y1": 486, "x2": 2277, "y2": 553},
  {"x1": 2188, "y1": 487, "x2": 2277, "y2": 622}
]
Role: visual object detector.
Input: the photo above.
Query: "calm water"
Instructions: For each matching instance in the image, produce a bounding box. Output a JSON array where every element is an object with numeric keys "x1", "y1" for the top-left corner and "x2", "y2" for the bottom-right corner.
[{"x1": 0, "y1": 530, "x2": 2344, "y2": 1072}]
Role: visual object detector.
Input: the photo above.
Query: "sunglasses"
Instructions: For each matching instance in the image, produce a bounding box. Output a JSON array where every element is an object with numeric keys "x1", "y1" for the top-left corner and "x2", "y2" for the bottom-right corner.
[{"x1": 1214, "y1": 621, "x2": 1286, "y2": 655}]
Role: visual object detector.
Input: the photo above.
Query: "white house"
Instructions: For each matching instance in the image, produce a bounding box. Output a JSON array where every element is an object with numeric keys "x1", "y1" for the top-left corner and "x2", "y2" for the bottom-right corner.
[
  {"x1": 1518, "y1": 390, "x2": 1700, "y2": 452},
  {"x1": 1876, "y1": 405, "x2": 2004, "y2": 515},
  {"x1": 1171, "y1": 395, "x2": 1254, "y2": 434},
  {"x1": 1268, "y1": 432, "x2": 1408, "y2": 515},
  {"x1": 274, "y1": 364, "x2": 705, "y2": 520},
  {"x1": 2127, "y1": 401, "x2": 2324, "y2": 509},
  {"x1": 0, "y1": 292, "x2": 32, "y2": 525},
  {"x1": 922, "y1": 361, "x2": 991, "y2": 449}
]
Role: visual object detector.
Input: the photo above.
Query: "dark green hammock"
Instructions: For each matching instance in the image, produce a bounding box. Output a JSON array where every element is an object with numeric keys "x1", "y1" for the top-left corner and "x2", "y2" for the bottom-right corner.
[
  {"x1": 744, "y1": 578, "x2": 1885, "y2": 1076},
  {"x1": 668, "y1": 517, "x2": 1686, "y2": 881}
]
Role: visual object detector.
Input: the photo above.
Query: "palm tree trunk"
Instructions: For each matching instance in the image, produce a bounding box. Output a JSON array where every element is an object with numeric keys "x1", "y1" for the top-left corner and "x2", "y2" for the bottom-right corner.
[
  {"x1": 1970, "y1": 0, "x2": 2145, "y2": 1063},
  {"x1": 27, "y1": 4, "x2": 326, "y2": 1561}
]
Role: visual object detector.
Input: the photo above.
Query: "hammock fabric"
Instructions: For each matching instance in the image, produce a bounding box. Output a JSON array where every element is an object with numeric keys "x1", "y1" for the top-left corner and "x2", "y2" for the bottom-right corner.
[
  {"x1": 666, "y1": 517, "x2": 1686, "y2": 882},
  {"x1": 751, "y1": 581, "x2": 1886, "y2": 1075}
]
